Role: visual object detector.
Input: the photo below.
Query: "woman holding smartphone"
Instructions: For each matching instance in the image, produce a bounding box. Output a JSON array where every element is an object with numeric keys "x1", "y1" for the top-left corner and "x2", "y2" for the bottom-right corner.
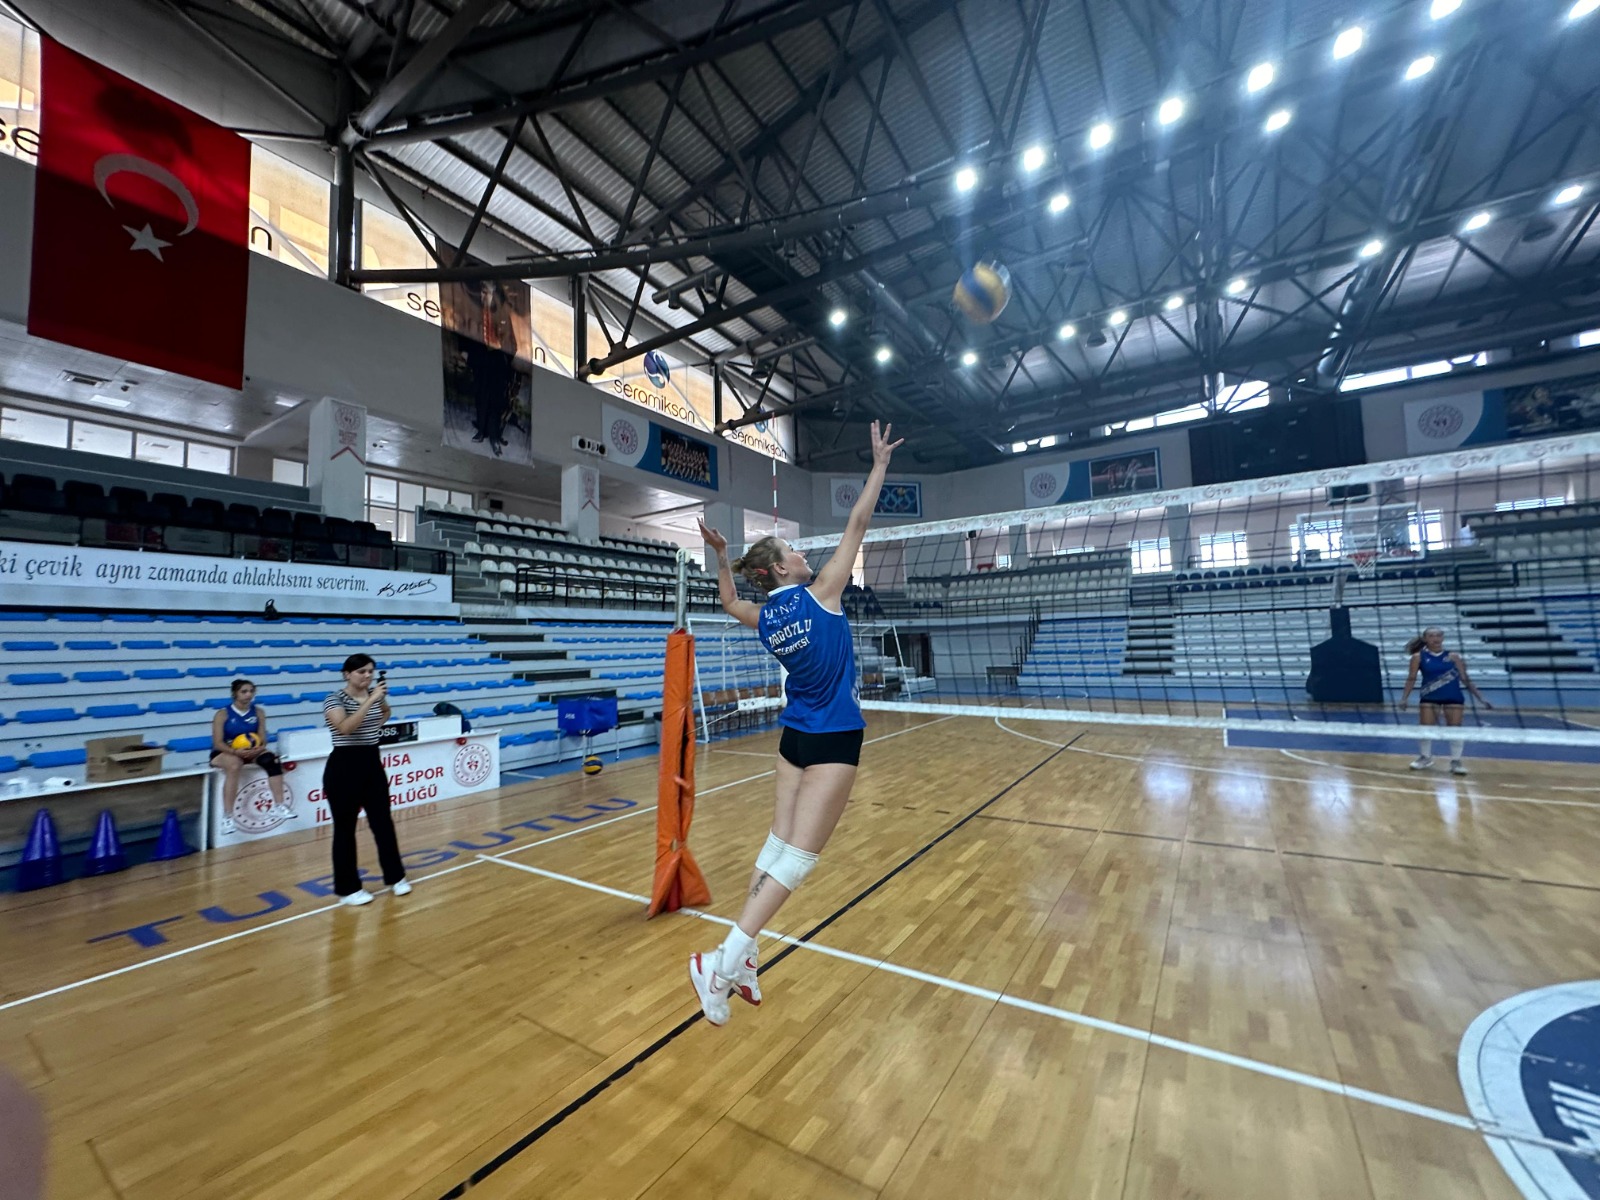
[{"x1": 322, "y1": 653, "x2": 410, "y2": 906}]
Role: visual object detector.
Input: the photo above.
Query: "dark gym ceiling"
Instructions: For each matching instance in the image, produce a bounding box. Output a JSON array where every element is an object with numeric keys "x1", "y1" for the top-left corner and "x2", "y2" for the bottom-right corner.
[{"x1": 150, "y1": 0, "x2": 1600, "y2": 469}]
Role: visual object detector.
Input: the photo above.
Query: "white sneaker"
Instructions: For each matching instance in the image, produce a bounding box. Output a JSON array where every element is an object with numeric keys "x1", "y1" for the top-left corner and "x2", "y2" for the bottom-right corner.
[
  {"x1": 1450, "y1": 760, "x2": 1467, "y2": 776},
  {"x1": 720, "y1": 946, "x2": 762, "y2": 1007},
  {"x1": 1409, "y1": 756, "x2": 1434, "y2": 771},
  {"x1": 688, "y1": 951, "x2": 732, "y2": 1026},
  {"x1": 392, "y1": 879, "x2": 412, "y2": 896},
  {"x1": 339, "y1": 890, "x2": 373, "y2": 907}
]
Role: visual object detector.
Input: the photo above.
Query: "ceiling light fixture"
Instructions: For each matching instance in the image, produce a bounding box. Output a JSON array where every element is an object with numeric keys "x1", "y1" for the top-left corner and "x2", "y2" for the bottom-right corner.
[
  {"x1": 1264, "y1": 108, "x2": 1292, "y2": 133},
  {"x1": 1554, "y1": 183, "x2": 1585, "y2": 205},
  {"x1": 1332, "y1": 26, "x2": 1365, "y2": 59},
  {"x1": 1227, "y1": 277, "x2": 1248, "y2": 295},
  {"x1": 1021, "y1": 145, "x2": 1047, "y2": 172},
  {"x1": 954, "y1": 166, "x2": 979, "y2": 192},
  {"x1": 1569, "y1": 0, "x2": 1600, "y2": 19},
  {"x1": 1430, "y1": 0, "x2": 1461, "y2": 16},
  {"x1": 1089, "y1": 122, "x2": 1114, "y2": 150},
  {"x1": 1462, "y1": 211, "x2": 1492, "y2": 232},
  {"x1": 874, "y1": 345, "x2": 893, "y2": 364},
  {"x1": 1058, "y1": 322, "x2": 1077, "y2": 339},
  {"x1": 1048, "y1": 191, "x2": 1071, "y2": 214},
  {"x1": 89, "y1": 394, "x2": 132, "y2": 409},
  {"x1": 1406, "y1": 54, "x2": 1437, "y2": 80},
  {"x1": 1157, "y1": 97, "x2": 1186, "y2": 126},
  {"x1": 960, "y1": 350, "x2": 979, "y2": 366},
  {"x1": 1165, "y1": 294, "x2": 1185, "y2": 311},
  {"x1": 1246, "y1": 62, "x2": 1276, "y2": 92},
  {"x1": 1107, "y1": 309, "x2": 1129, "y2": 326},
  {"x1": 1359, "y1": 238, "x2": 1385, "y2": 258},
  {"x1": 828, "y1": 308, "x2": 847, "y2": 327}
]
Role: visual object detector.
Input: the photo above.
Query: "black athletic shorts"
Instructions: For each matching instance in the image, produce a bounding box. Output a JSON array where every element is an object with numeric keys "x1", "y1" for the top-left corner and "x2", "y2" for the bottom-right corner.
[
  {"x1": 1419, "y1": 699, "x2": 1463, "y2": 708},
  {"x1": 778, "y1": 727, "x2": 864, "y2": 769}
]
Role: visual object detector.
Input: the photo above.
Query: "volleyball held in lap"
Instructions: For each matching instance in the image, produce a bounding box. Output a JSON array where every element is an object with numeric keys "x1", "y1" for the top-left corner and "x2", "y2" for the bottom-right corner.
[
  {"x1": 231, "y1": 732, "x2": 263, "y2": 750},
  {"x1": 953, "y1": 261, "x2": 1011, "y2": 324}
]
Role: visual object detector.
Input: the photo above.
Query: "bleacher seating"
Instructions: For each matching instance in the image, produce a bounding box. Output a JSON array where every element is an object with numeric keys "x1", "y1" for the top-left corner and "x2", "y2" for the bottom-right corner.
[{"x1": 0, "y1": 611, "x2": 677, "y2": 788}]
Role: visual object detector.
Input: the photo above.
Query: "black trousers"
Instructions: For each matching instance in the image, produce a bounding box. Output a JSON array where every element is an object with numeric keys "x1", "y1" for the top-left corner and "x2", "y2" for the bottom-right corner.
[{"x1": 324, "y1": 745, "x2": 406, "y2": 896}]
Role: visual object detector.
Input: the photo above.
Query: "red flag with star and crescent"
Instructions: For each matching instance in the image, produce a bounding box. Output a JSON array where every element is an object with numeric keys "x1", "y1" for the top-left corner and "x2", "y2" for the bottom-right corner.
[{"x1": 28, "y1": 39, "x2": 251, "y2": 389}]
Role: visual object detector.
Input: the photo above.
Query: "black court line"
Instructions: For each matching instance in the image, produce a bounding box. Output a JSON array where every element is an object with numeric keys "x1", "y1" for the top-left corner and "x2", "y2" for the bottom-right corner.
[{"x1": 435, "y1": 730, "x2": 1081, "y2": 1199}]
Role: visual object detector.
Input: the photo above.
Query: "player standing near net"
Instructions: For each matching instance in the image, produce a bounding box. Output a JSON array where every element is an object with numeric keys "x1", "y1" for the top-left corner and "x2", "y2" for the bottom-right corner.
[
  {"x1": 688, "y1": 419, "x2": 902, "y2": 1026},
  {"x1": 1399, "y1": 626, "x2": 1492, "y2": 775}
]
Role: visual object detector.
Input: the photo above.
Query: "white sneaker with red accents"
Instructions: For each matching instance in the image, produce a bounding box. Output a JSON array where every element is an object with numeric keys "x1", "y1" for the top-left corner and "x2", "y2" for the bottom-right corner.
[
  {"x1": 688, "y1": 951, "x2": 732, "y2": 1026},
  {"x1": 721, "y1": 947, "x2": 762, "y2": 1007}
]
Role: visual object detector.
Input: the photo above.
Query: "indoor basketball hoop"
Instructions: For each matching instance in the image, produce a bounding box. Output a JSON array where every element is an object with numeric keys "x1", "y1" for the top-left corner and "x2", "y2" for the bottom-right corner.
[{"x1": 1348, "y1": 549, "x2": 1381, "y2": 579}]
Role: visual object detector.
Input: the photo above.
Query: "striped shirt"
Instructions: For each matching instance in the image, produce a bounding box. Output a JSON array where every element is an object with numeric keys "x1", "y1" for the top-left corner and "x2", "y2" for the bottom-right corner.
[{"x1": 324, "y1": 690, "x2": 387, "y2": 747}]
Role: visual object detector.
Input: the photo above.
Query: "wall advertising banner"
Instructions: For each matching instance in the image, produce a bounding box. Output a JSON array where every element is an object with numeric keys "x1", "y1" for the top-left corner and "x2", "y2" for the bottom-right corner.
[
  {"x1": 1088, "y1": 448, "x2": 1162, "y2": 498},
  {"x1": 1402, "y1": 392, "x2": 1498, "y2": 454},
  {"x1": 603, "y1": 403, "x2": 719, "y2": 491},
  {"x1": 438, "y1": 242, "x2": 534, "y2": 464},
  {"x1": 828, "y1": 478, "x2": 923, "y2": 518},
  {"x1": 0, "y1": 541, "x2": 453, "y2": 605},
  {"x1": 213, "y1": 732, "x2": 500, "y2": 846}
]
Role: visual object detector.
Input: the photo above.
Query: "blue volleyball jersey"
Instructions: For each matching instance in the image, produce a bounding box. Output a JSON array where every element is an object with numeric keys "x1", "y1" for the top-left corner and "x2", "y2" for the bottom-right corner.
[
  {"x1": 1418, "y1": 648, "x2": 1464, "y2": 703},
  {"x1": 221, "y1": 703, "x2": 263, "y2": 742},
  {"x1": 757, "y1": 585, "x2": 864, "y2": 733}
]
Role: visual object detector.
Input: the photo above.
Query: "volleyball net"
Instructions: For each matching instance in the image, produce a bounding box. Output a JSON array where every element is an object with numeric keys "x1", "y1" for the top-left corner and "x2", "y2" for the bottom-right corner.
[{"x1": 707, "y1": 431, "x2": 1600, "y2": 761}]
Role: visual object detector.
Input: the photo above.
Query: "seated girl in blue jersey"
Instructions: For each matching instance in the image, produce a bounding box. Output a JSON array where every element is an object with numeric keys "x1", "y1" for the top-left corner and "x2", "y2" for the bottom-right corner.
[
  {"x1": 211, "y1": 678, "x2": 291, "y2": 832},
  {"x1": 689, "y1": 420, "x2": 903, "y2": 1025},
  {"x1": 1399, "y1": 626, "x2": 1492, "y2": 776}
]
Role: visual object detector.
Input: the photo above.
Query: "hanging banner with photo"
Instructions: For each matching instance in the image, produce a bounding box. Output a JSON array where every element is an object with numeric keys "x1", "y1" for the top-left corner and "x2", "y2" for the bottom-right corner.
[
  {"x1": 603, "y1": 404, "x2": 719, "y2": 491},
  {"x1": 1088, "y1": 448, "x2": 1161, "y2": 497},
  {"x1": 438, "y1": 243, "x2": 534, "y2": 464}
]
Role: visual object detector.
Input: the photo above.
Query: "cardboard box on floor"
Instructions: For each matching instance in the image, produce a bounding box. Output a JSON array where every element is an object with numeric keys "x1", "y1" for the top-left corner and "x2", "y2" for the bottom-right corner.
[{"x1": 86, "y1": 737, "x2": 166, "y2": 782}]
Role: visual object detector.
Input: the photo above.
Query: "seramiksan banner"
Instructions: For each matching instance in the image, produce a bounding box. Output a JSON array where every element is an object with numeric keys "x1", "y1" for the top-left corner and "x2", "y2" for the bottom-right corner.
[
  {"x1": 0, "y1": 541, "x2": 453, "y2": 606},
  {"x1": 603, "y1": 403, "x2": 720, "y2": 491},
  {"x1": 213, "y1": 733, "x2": 500, "y2": 846}
]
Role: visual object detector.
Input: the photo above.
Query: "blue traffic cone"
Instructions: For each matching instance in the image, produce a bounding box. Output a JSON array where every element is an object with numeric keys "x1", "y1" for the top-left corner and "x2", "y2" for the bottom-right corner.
[
  {"x1": 17, "y1": 808, "x2": 63, "y2": 891},
  {"x1": 83, "y1": 810, "x2": 127, "y2": 877},
  {"x1": 150, "y1": 808, "x2": 193, "y2": 861}
]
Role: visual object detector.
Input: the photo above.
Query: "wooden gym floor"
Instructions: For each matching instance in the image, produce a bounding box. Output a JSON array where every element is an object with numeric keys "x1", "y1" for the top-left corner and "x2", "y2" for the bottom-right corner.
[{"x1": 3, "y1": 712, "x2": 1598, "y2": 1200}]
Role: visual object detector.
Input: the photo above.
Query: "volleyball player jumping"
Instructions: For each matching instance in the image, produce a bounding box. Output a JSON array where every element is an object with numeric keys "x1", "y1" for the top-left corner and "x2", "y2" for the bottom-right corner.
[
  {"x1": 689, "y1": 420, "x2": 902, "y2": 1025},
  {"x1": 1399, "y1": 626, "x2": 1492, "y2": 775}
]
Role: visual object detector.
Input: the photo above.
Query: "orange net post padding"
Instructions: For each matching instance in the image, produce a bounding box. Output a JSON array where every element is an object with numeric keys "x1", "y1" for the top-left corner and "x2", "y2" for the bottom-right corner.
[{"x1": 648, "y1": 628, "x2": 711, "y2": 917}]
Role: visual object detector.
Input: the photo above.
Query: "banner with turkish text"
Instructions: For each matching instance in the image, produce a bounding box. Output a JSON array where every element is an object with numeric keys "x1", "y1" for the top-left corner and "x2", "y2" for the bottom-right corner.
[{"x1": 28, "y1": 39, "x2": 250, "y2": 387}]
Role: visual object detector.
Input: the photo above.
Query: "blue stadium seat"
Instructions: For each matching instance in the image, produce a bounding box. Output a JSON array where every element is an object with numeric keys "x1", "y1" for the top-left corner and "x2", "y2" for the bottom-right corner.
[
  {"x1": 187, "y1": 667, "x2": 232, "y2": 678},
  {"x1": 54, "y1": 612, "x2": 101, "y2": 622},
  {"x1": 280, "y1": 664, "x2": 319, "y2": 674},
  {"x1": 74, "y1": 670, "x2": 130, "y2": 683},
  {"x1": 87, "y1": 704, "x2": 143, "y2": 719},
  {"x1": 0, "y1": 755, "x2": 19, "y2": 772},
  {"x1": 7, "y1": 672, "x2": 68, "y2": 686},
  {"x1": 0, "y1": 612, "x2": 47, "y2": 621},
  {"x1": 220, "y1": 639, "x2": 259, "y2": 649},
  {"x1": 66, "y1": 640, "x2": 118, "y2": 651},
  {"x1": 167, "y1": 735, "x2": 215, "y2": 752},
  {"x1": 174, "y1": 639, "x2": 218, "y2": 649},
  {"x1": 18, "y1": 707, "x2": 78, "y2": 723},
  {"x1": 122, "y1": 639, "x2": 171, "y2": 649},
  {"x1": 108, "y1": 614, "x2": 155, "y2": 623},
  {"x1": 30, "y1": 748, "x2": 86, "y2": 768},
  {"x1": 150, "y1": 699, "x2": 203, "y2": 713},
  {"x1": 238, "y1": 664, "x2": 281, "y2": 675},
  {"x1": 256, "y1": 693, "x2": 298, "y2": 706},
  {"x1": 134, "y1": 668, "x2": 183, "y2": 680},
  {"x1": 3, "y1": 641, "x2": 59, "y2": 652},
  {"x1": 261, "y1": 639, "x2": 300, "y2": 648}
]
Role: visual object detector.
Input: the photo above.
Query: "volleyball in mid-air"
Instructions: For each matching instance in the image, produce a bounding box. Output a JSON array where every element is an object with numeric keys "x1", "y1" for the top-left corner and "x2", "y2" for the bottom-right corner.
[
  {"x1": 231, "y1": 732, "x2": 263, "y2": 750},
  {"x1": 953, "y1": 261, "x2": 1012, "y2": 324},
  {"x1": 582, "y1": 755, "x2": 603, "y2": 776}
]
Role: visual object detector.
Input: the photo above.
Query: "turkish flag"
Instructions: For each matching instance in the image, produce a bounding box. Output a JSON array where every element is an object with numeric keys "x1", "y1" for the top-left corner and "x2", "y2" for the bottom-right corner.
[{"x1": 28, "y1": 39, "x2": 251, "y2": 389}]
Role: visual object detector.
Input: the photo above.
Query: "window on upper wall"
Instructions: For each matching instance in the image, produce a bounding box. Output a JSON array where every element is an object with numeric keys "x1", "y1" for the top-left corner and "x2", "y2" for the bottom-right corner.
[
  {"x1": 249, "y1": 144, "x2": 331, "y2": 276},
  {"x1": 0, "y1": 403, "x2": 233, "y2": 472},
  {"x1": 1197, "y1": 531, "x2": 1249, "y2": 567},
  {"x1": 1494, "y1": 496, "x2": 1568, "y2": 511},
  {"x1": 70, "y1": 420, "x2": 133, "y2": 458},
  {"x1": 1409, "y1": 509, "x2": 1447, "y2": 551},
  {"x1": 1291, "y1": 518, "x2": 1344, "y2": 561},
  {"x1": 1129, "y1": 537, "x2": 1171, "y2": 574},
  {"x1": 0, "y1": 406, "x2": 67, "y2": 447},
  {"x1": 0, "y1": 13, "x2": 41, "y2": 163},
  {"x1": 134, "y1": 432, "x2": 186, "y2": 467},
  {"x1": 360, "y1": 202, "x2": 440, "y2": 323},
  {"x1": 186, "y1": 442, "x2": 232, "y2": 474}
]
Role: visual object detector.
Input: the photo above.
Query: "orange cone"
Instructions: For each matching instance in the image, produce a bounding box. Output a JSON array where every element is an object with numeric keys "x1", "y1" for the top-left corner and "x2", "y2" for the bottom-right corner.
[{"x1": 648, "y1": 629, "x2": 710, "y2": 916}]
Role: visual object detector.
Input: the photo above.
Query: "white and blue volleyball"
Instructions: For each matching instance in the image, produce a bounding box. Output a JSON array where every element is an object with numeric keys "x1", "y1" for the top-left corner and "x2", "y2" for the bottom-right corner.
[{"x1": 953, "y1": 261, "x2": 1012, "y2": 324}]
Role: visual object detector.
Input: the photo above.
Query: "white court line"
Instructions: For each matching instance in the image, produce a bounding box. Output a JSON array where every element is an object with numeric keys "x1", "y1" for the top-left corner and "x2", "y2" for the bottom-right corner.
[
  {"x1": 0, "y1": 716, "x2": 956, "y2": 1013},
  {"x1": 990, "y1": 718, "x2": 1600, "y2": 809},
  {"x1": 1275, "y1": 747, "x2": 1600, "y2": 794},
  {"x1": 477, "y1": 855, "x2": 1596, "y2": 1164}
]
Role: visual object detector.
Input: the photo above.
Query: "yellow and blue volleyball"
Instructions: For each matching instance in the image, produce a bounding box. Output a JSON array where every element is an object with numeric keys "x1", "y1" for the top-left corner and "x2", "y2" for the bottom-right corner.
[
  {"x1": 582, "y1": 755, "x2": 603, "y2": 776},
  {"x1": 230, "y1": 732, "x2": 263, "y2": 750},
  {"x1": 953, "y1": 261, "x2": 1011, "y2": 324}
]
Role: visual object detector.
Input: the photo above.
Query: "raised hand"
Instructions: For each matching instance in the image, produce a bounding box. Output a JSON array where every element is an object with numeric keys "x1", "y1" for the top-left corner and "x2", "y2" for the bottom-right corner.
[
  {"x1": 698, "y1": 520, "x2": 728, "y2": 554},
  {"x1": 871, "y1": 420, "x2": 904, "y2": 467}
]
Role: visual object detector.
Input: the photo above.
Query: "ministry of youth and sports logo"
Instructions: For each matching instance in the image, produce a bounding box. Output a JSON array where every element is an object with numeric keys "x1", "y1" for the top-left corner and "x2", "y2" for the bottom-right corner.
[
  {"x1": 452, "y1": 741, "x2": 493, "y2": 787},
  {"x1": 1459, "y1": 980, "x2": 1600, "y2": 1198},
  {"x1": 1417, "y1": 403, "x2": 1466, "y2": 441},
  {"x1": 609, "y1": 417, "x2": 640, "y2": 457}
]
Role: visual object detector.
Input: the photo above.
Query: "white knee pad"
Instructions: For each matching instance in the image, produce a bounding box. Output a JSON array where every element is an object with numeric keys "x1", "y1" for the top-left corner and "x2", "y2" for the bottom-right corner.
[
  {"x1": 755, "y1": 831, "x2": 785, "y2": 875},
  {"x1": 766, "y1": 841, "x2": 819, "y2": 892}
]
